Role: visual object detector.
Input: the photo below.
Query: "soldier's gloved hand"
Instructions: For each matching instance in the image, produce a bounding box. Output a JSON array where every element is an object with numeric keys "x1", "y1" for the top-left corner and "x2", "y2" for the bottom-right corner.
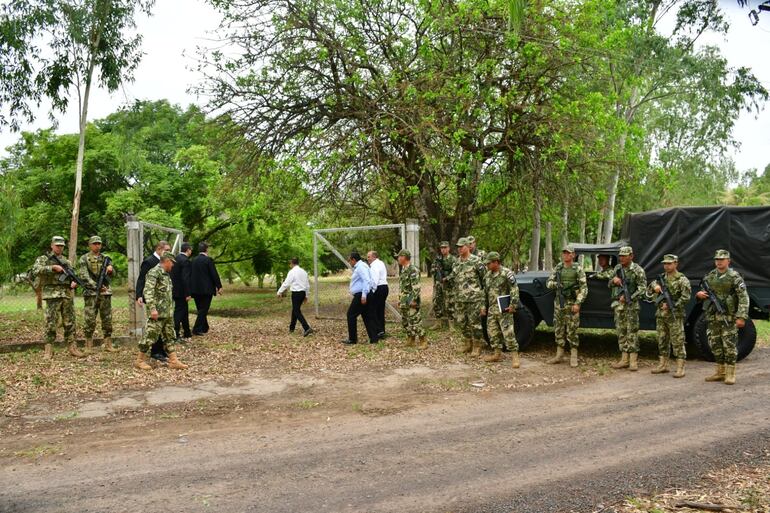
[
  {"x1": 480, "y1": 308, "x2": 487, "y2": 317},
  {"x1": 150, "y1": 309, "x2": 159, "y2": 321},
  {"x1": 736, "y1": 318, "x2": 746, "y2": 329},
  {"x1": 571, "y1": 304, "x2": 580, "y2": 314},
  {"x1": 52, "y1": 265, "x2": 64, "y2": 273}
]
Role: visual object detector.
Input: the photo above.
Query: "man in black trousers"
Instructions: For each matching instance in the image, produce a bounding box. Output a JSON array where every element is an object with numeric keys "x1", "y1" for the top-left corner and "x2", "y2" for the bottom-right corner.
[
  {"x1": 189, "y1": 242, "x2": 222, "y2": 336},
  {"x1": 340, "y1": 252, "x2": 378, "y2": 345},
  {"x1": 276, "y1": 257, "x2": 313, "y2": 336},
  {"x1": 136, "y1": 239, "x2": 171, "y2": 361},
  {"x1": 171, "y1": 242, "x2": 193, "y2": 341},
  {"x1": 366, "y1": 250, "x2": 389, "y2": 339}
]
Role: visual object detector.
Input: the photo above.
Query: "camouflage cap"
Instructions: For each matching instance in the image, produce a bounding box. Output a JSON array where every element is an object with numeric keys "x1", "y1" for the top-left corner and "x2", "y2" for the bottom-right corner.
[
  {"x1": 466, "y1": 236, "x2": 476, "y2": 244},
  {"x1": 88, "y1": 235, "x2": 102, "y2": 244},
  {"x1": 397, "y1": 249, "x2": 411, "y2": 258},
  {"x1": 618, "y1": 246, "x2": 633, "y2": 256},
  {"x1": 51, "y1": 236, "x2": 66, "y2": 246},
  {"x1": 661, "y1": 254, "x2": 678, "y2": 263},
  {"x1": 485, "y1": 251, "x2": 501, "y2": 263},
  {"x1": 562, "y1": 244, "x2": 575, "y2": 253},
  {"x1": 439, "y1": 241, "x2": 450, "y2": 248},
  {"x1": 456, "y1": 237, "x2": 469, "y2": 247},
  {"x1": 714, "y1": 249, "x2": 730, "y2": 259},
  {"x1": 160, "y1": 251, "x2": 176, "y2": 263}
]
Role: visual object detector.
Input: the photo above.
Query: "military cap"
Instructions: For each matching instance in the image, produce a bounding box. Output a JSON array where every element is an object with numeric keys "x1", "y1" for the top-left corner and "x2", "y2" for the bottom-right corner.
[
  {"x1": 661, "y1": 254, "x2": 678, "y2": 263},
  {"x1": 456, "y1": 237, "x2": 469, "y2": 247},
  {"x1": 562, "y1": 244, "x2": 575, "y2": 254},
  {"x1": 88, "y1": 235, "x2": 102, "y2": 244},
  {"x1": 466, "y1": 236, "x2": 476, "y2": 244},
  {"x1": 51, "y1": 236, "x2": 66, "y2": 246},
  {"x1": 485, "y1": 251, "x2": 501, "y2": 263},
  {"x1": 439, "y1": 241, "x2": 450, "y2": 248},
  {"x1": 618, "y1": 246, "x2": 633, "y2": 256},
  {"x1": 397, "y1": 249, "x2": 411, "y2": 258},
  {"x1": 714, "y1": 249, "x2": 730, "y2": 259},
  {"x1": 160, "y1": 251, "x2": 176, "y2": 263}
]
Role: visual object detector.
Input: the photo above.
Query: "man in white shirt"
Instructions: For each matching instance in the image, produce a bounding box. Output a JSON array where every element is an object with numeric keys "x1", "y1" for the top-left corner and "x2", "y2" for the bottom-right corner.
[
  {"x1": 367, "y1": 250, "x2": 389, "y2": 339},
  {"x1": 277, "y1": 257, "x2": 313, "y2": 336}
]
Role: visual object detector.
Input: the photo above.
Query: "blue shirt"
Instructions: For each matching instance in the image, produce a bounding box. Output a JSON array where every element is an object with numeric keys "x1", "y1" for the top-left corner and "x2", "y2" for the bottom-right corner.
[{"x1": 350, "y1": 260, "x2": 374, "y2": 298}]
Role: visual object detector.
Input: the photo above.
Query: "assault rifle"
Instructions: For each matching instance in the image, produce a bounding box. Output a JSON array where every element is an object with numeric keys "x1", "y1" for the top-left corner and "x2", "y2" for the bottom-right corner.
[
  {"x1": 49, "y1": 254, "x2": 91, "y2": 291},
  {"x1": 556, "y1": 271, "x2": 565, "y2": 308},
  {"x1": 701, "y1": 278, "x2": 730, "y2": 327},
  {"x1": 93, "y1": 255, "x2": 113, "y2": 309},
  {"x1": 616, "y1": 266, "x2": 632, "y2": 304},
  {"x1": 656, "y1": 274, "x2": 675, "y2": 313}
]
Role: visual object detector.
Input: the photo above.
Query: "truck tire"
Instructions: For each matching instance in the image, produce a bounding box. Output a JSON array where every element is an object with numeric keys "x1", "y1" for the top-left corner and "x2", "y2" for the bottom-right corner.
[
  {"x1": 692, "y1": 313, "x2": 756, "y2": 362},
  {"x1": 515, "y1": 303, "x2": 535, "y2": 352}
]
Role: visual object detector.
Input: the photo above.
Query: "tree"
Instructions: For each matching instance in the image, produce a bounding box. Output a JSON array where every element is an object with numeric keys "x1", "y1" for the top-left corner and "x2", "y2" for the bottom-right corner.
[{"x1": 0, "y1": 0, "x2": 154, "y2": 260}]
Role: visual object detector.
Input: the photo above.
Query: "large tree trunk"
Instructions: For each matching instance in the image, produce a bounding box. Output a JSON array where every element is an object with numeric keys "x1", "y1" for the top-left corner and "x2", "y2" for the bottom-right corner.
[
  {"x1": 544, "y1": 221, "x2": 553, "y2": 271},
  {"x1": 560, "y1": 205, "x2": 569, "y2": 249},
  {"x1": 529, "y1": 197, "x2": 541, "y2": 271}
]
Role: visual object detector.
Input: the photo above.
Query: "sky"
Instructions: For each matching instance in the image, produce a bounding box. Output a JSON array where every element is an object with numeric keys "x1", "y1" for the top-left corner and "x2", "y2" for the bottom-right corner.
[{"x1": 0, "y1": 0, "x2": 768, "y2": 174}]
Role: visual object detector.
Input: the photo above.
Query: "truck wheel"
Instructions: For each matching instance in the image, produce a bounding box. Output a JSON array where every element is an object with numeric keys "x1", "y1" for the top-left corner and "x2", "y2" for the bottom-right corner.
[
  {"x1": 515, "y1": 304, "x2": 535, "y2": 352},
  {"x1": 692, "y1": 313, "x2": 757, "y2": 362}
]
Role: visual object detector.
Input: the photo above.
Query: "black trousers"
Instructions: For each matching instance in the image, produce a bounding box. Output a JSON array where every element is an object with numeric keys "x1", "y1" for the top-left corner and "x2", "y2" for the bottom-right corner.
[
  {"x1": 290, "y1": 291, "x2": 310, "y2": 331},
  {"x1": 192, "y1": 294, "x2": 213, "y2": 334},
  {"x1": 174, "y1": 297, "x2": 192, "y2": 338},
  {"x1": 347, "y1": 293, "x2": 378, "y2": 343},
  {"x1": 372, "y1": 284, "x2": 389, "y2": 335}
]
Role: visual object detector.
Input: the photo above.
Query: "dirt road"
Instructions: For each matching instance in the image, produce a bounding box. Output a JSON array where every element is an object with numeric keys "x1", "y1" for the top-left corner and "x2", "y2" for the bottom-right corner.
[{"x1": 2, "y1": 352, "x2": 770, "y2": 513}]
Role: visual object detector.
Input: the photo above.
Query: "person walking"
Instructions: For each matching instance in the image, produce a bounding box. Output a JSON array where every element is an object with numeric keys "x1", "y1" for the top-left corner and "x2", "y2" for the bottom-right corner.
[
  {"x1": 367, "y1": 250, "x2": 389, "y2": 339},
  {"x1": 277, "y1": 257, "x2": 313, "y2": 337},
  {"x1": 171, "y1": 242, "x2": 193, "y2": 342},
  {"x1": 189, "y1": 242, "x2": 223, "y2": 336},
  {"x1": 340, "y1": 252, "x2": 377, "y2": 345},
  {"x1": 136, "y1": 240, "x2": 171, "y2": 362}
]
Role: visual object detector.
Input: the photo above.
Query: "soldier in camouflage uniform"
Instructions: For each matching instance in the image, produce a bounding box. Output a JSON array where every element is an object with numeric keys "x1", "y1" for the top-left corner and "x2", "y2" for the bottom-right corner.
[
  {"x1": 32, "y1": 236, "x2": 85, "y2": 359},
  {"x1": 77, "y1": 235, "x2": 116, "y2": 353},
  {"x1": 450, "y1": 237, "x2": 486, "y2": 356},
  {"x1": 134, "y1": 253, "x2": 188, "y2": 371},
  {"x1": 647, "y1": 254, "x2": 691, "y2": 378},
  {"x1": 397, "y1": 249, "x2": 426, "y2": 349},
  {"x1": 431, "y1": 241, "x2": 456, "y2": 329},
  {"x1": 481, "y1": 252, "x2": 520, "y2": 368},
  {"x1": 695, "y1": 249, "x2": 750, "y2": 385},
  {"x1": 467, "y1": 235, "x2": 489, "y2": 343},
  {"x1": 545, "y1": 245, "x2": 588, "y2": 368},
  {"x1": 595, "y1": 246, "x2": 647, "y2": 371}
]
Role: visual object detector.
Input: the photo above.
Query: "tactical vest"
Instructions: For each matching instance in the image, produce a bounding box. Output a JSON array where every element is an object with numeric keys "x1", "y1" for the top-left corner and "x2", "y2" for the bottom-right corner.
[
  {"x1": 611, "y1": 265, "x2": 637, "y2": 300},
  {"x1": 560, "y1": 266, "x2": 578, "y2": 300},
  {"x1": 708, "y1": 272, "x2": 734, "y2": 300}
]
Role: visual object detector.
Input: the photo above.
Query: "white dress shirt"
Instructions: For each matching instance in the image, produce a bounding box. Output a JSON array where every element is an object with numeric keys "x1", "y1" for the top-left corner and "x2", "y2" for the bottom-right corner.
[
  {"x1": 369, "y1": 258, "x2": 388, "y2": 287},
  {"x1": 277, "y1": 266, "x2": 311, "y2": 295}
]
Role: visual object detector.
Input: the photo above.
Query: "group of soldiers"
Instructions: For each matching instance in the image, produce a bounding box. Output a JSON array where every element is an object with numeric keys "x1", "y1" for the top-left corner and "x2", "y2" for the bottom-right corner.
[{"x1": 32, "y1": 235, "x2": 187, "y2": 370}]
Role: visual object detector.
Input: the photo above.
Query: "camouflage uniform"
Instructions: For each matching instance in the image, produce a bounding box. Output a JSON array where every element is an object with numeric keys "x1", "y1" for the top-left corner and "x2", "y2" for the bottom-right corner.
[
  {"x1": 399, "y1": 262, "x2": 425, "y2": 337},
  {"x1": 483, "y1": 265, "x2": 519, "y2": 351},
  {"x1": 546, "y1": 262, "x2": 588, "y2": 348},
  {"x1": 77, "y1": 252, "x2": 113, "y2": 339},
  {"x1": 139, "y1": 265, "x2": 176, "y2": 355},
  {"x1": 596, "y1": 261, "x2": 647, "y2": 353},
  {"x1": 431, "y1": 251, "x2": 457, "y2": 320},
  {"x1": 701, "y1": 267, "x2": 749, "y2": 365},
  {"x1": 451, "y1": 253, "x2": 486, "y2": 340},
  {"x1": 648, "y1": 271, "x2": 691, "y2": 360},
  {"x1": 32, "y1": 250, "x2": 77, "y2": 346}
]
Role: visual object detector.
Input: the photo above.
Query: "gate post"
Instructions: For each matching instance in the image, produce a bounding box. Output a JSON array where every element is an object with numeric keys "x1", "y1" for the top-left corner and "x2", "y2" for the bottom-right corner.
[
  {"x1": 125, "y1": 215, "x2": 144, "y2": 338},
  {"x1": 406, "y1": 219, "x2": 420, "y2": 272}
]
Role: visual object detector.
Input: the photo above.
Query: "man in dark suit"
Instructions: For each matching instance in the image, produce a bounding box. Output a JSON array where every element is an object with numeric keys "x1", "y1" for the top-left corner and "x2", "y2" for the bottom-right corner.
[
  {"x1": 136, "y1": 240, "x2": 171, "y2": 361},
  {"x1": 171, "y1": 242, "x2": 193, "y2": 341},
  {"x1": 189, "y1": 242, "x2": 222, "y2": 335}
]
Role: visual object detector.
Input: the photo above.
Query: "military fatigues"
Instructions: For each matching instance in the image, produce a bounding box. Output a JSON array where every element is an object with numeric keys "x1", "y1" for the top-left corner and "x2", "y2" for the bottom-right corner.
[
  {"x1": 451, "y1": 254, "x2": 486, "y2": 340},
  {"x1": 399, "y1": 263, "x2": 425, "y2": 337},
  {"x1": 139, "y1": 265, "x2": 176, "y2": 355},
  {"x1": 701, "y1": 268, "x2": 749, "y2": 365},
  {"x1": 77, "y1": 253, "x2": 113, "y2": 339},
  {"x1": 648, "y1": 272, "x2": 691, "y2": 359},
  {"x1": 596, "y1": 262, "x2": 647, "y2": 353},
  {"x1": 431, "y1": 254, "x2": 457, "y2": 320},
  {"x1": 546, "y1": 263, "x2": 588, "y2": 348},
  {"x1": 32, "y1": 252, "x2": 77, "y2": 346},
  {"x1": 483, "y1": 266, "x2": 519, "y2": 351}
]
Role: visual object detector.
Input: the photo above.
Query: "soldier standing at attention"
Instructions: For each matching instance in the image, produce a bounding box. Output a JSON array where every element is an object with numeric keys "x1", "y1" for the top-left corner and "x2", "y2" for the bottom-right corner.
[
  {"x1": 647, "y1": 254, "x2": 691, "y2": 378},
  {"x1": 77, "y1": 236, "x2": 116, "y2": 353},
  {"x1": 32, "y1": 236, "x2": 85, "y2": 359},
  {"x1": 545, "y1": 245, "x2": 588, "y2": 367},
  {"x1": 431, "y1": 241, "x2": 456, "y2": 329},
  {"x1": 696, "y1": 249, "x2": 749, "y2": 385},
  {"x1": 397, "y1": 249, "x2": 427, "y2": 349},
  {"x1": 134, "y1": 253, "x2": 188, "y2": 371},
  {"x1": 480, "y1": 252, "x2": 520, "y2": 367},
  {"x1": 595, "y1": 246, "x2": 646, "y2": 371},
  {"x1": 451, "y1": 238, "x2": 486, "y2": 356}
]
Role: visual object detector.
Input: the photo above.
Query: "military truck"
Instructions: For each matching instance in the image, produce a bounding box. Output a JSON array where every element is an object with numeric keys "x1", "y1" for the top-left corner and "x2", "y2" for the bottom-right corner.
[{"x1": 512, "y1": 206, "x2": 770, "y2": 360}]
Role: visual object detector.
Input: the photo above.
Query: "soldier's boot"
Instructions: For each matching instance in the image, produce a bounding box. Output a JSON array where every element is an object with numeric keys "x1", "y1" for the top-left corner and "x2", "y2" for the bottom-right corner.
[
  {"x1": 724, "y1": 364, "x2": 736, "y2": 385},
  {"x1": 84, "y1": 337, "x2": 94, "y2": 354},
  {"x1": 570, "y1": 348, "x2": 579, "y2": 368},
  {"x1": 611, "y1": 352, "x2": 629, "y2": 369},
  {"x1": 511, "y1": 351, "x2": 520, "y2": 369},
  {"x1": 628, "y1": 352, "x2": 638, "y2": 371},
  {"x1": 546, "y1": 346, "x2": 564, "y2": 365},
  {"x1": 406, "y1": 336, "x2": 416, "y2": 348},
  {"x1": 705, "y1": 364, "x2": 725, "y2": 382},
  {"x1": 43, "y1": 343, "x2": 53, "y2": 360},
  {"x1": 102, "y1": 337, "x2": 117, "y2": 352},
  {"x1": 458, "y1": 338, "x2": 472, "y2": 354},
  {"x1": 470, "y1": 340, "x2": 482, "y2": 358},
  {"x1": 483, "y1": 348, "x2": 503, "y2": 363},
  {"x1": 167, "y1": 353, "x2": 188, "y2": 370},
  {"x1": 68, "y1": 342, "x2": 86, "y2": 359},
  {"x1": 418, "y1": 335, "x2": 428, "y2": 350},
  {"x1": 651, "y1": 356, "x2": 669, "y2": 374},
  {"x1": 673, "y1": 358, "x2": 686, "y2": 378},
  {"x1": 133, "y1": 351, "x2": 152, "y2": 371}
]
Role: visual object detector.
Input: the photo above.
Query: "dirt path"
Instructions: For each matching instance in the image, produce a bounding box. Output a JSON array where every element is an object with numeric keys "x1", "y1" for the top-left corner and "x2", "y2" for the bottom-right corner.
[{"x1": 2, "y1": 351, "x2": 770, "y2": 513}]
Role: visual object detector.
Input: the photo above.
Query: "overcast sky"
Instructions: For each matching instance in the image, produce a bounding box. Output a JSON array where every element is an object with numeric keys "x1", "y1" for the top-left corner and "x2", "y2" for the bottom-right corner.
[{"x1": 0, "y1": 0, "x2": 768, "y2": 174}]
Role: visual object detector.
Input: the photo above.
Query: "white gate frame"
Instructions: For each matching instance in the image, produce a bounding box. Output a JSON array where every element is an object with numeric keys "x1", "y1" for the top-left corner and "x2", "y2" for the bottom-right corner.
[{"x1": 312, "y1": 220, "x2": 420, "y2": 320}]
